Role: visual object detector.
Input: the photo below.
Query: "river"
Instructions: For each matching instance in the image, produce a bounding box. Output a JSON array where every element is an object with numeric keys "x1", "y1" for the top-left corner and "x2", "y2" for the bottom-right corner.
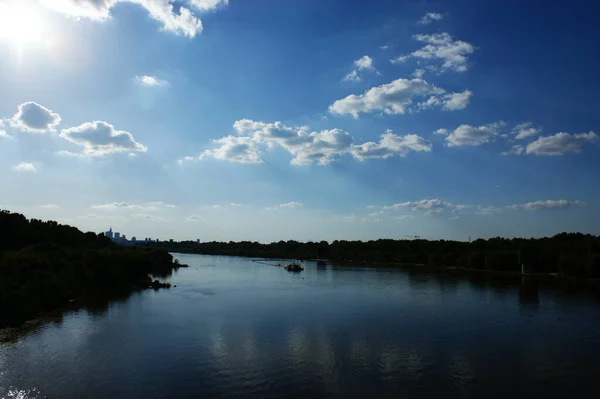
[{"x1": 2, "y1": 253, "x2": 600, "y2": 398}]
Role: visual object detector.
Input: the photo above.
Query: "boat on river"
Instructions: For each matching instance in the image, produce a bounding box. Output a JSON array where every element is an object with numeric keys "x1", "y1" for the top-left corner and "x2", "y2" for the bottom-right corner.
[{"x1": 284, "y1": 261, "x2": 304, "y2": 272}]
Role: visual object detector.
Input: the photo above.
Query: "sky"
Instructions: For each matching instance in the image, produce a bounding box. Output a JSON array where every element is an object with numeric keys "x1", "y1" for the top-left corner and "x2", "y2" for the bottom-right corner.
[{"x1": 1, "y1": 0, "x2": 599, "y2": 242}]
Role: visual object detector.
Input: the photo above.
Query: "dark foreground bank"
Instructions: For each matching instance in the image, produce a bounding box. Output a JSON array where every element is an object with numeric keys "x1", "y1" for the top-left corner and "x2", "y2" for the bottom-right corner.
[{"x1": 0, "y1": 210, "x2": 184, "y2": 327}]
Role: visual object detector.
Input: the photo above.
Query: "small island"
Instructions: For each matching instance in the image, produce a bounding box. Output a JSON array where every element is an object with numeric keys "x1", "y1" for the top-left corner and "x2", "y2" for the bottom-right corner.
[{"x1": 0, "y1": 210, "x2": 184, "y2": 327}]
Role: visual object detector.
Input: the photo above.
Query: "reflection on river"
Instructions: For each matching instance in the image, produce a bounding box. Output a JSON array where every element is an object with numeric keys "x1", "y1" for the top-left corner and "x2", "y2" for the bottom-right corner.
[{"x1": 2, "y1": 254, "x2": 600, "y2": 398}]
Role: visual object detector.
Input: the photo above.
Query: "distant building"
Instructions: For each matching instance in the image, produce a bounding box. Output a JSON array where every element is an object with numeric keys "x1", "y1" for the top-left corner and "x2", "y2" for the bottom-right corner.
[
  {"x1": 131, "y1": 237, "x2": 137, "y2": 243},
  {"x1": 114, "y1": 232, "x2": 121, "y2": 239},
  {"x1": 197, "y1": 239, "x2": 200, "y2": 244},
  {"x1": 169, "y1": 239, "x2": 174, "y2": 243},
  {"x1": 105, "y1": 227, "x2": 114, "y2": 239}
]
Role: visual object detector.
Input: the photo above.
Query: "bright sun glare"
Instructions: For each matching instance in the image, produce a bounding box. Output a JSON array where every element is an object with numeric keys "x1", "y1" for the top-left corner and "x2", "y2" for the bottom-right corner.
[{"x1": 0, "y1": 1, "x2": 44, "y2": 46}]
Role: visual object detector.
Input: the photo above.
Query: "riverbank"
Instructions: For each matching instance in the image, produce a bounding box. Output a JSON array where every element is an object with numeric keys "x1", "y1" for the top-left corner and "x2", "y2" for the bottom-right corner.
[
  {"x1": 142, "y1": 234, "x2": 600, "y2": 281},
  {"x1": 0, "y1": 211, "x2": 184, "y2": 327}
]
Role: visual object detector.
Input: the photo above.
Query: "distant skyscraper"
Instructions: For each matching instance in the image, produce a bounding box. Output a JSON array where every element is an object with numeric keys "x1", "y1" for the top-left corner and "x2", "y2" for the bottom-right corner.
[
  {"x1": 105, "y1": 227, "x2": 114, "y2": 239},
  {"x1": 114, "y1": 232, "x2": 121, "y2": 239}
]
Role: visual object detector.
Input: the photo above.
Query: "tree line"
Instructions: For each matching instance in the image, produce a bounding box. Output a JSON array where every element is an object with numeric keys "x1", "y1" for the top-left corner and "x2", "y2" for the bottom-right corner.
[
  {"x1": 0, "y1": 211, "x2": 180, "y2": 327},
  {"x1": 141, "y1": 233, "x2": 600, "y2": 278}
]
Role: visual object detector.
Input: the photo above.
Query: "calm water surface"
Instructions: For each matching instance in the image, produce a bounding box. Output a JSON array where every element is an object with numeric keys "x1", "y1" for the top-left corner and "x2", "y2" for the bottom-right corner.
[{"x1": 2, "y1": 254, "x2": 600, "y2": 398}]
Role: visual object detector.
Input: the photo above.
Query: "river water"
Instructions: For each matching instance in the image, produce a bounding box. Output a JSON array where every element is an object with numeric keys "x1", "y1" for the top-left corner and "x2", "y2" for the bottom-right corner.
[{"x1": 2, "y1": 254, "x2": 600, "y2": 398}]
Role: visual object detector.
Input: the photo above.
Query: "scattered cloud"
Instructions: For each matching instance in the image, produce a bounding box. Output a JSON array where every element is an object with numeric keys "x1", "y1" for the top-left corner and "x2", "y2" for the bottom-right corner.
[
  {"x1": 380, "y1": 45, "x2": 389, "y2": 50},
  {"x1": 474, "y1": 206, "x2": 502, "y2": 215},
  {"x1": 434, "y1": 128, "x2": 448, "y2": 135},
  {"x1": 10, "y1": 102, "x2": 61, "y2": 133},
  {"x1": 191, "y1": 120, "x2": 433, "y2": 165},
  {"x1": 40, "y1": 204, "x2": 60, "y2": 209},
  {"x1": 354, "y1": 55, "x2": 374, "y2": 70},
  {"x1": 384, "y1": 199, "x2": 452, "y2": 215},
  {"x1": 39, "y1": 0, "x2": 229, "y2": 38},
  {"x1": 418, "y1": 12, "x2": 443, "y2": 25},
  {"x1": 351, "y1": 130, "x2": 432, "y2": 160},
  {"x1": 92, "y1": 201, "x2": 174, "y2": 211},
  {"x1": 343, "y1": 70, "x2": 361, "y2": 82},
  {"x1": 0, "y1": 120, "x2": 8, "y2": 138},
  {"x1": 444, "y1": 122, "x2": 505, "y2": 147},
  {"x1": 59, "y1": 121, "x2": 148, "y2": 156},
  {"x1": 279, "y1": 201, "x2": 304, "y2": 208},
  {"x1": 441, "y1": 90, "x2": 472, "y2": 110},
  {"x1": 524, "y1": 132, "x2": 597, "y2": 156},
  {"x1": 265, "y1": 201, "x2": 304, "y2": 211},
  {"x1": 186, "y1": 215, "x2": 204, "y2": 222},
  {"x1": 132, "y1": 213, "x2": 164, "y2": 221},
  {"x1": 411, "y1": 68, "x2": 425, "y2": 78},
  {"x1": 329, "y1": 78, "x2": 470, "y2": 118},
  {"x1": 378, "y1": 198, "x2": 586, "y2": 217},
  {"x1": 512, "y1": 122, "x2": 540, "y2": 140},
  {"x1": 507, "y1": 200, "x2": 586, "y2": 211},
  {"x1": 13, "y1": 162, "x2": 36, "y2": 172},
  {"x1": 391, "y1": 32, "x2": 475, "y2": 72},
  {"x1": 501, "y1": 144, "x2": 524, "y2": 156},
  {"x1": 136, "y1": 75, "x2": 168, "y2": 87},
  {"x1": 343, "y1": 55, "x2": 376, "y2": 82},
  {"x1": 198, "y1": 136, "x2": 263, "y2": 164}
]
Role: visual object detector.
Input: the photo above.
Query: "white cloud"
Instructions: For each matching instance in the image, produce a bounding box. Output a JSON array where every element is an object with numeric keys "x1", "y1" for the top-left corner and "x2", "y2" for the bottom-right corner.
[
  {"x1": 412, "y1": 68, "x2": 425, "y2": 78},
  {"x1": 525, "y1": 132, "x2": 597, "y2": 156},
  {"x1": 508, "y1": 200, "x2": 586, "y2": 211},
  {"x1": 329, "y1": 78, "x2": 469, "y2": 118},
  {"x1": 512, "y1": 122, "x2": 540, "y2": 140},
  {"x1": 434, "y1": 128, "x2": 448, "y2": 135},
  {"x1": 392, "y1": 33, "x2": 474, "y2": 72},
  {"x1": 381, "y1": 199, "x2": 506, "y2": 217},
  {"x1": 280, "y1": 201, "x2": 303, "y2": 208},
  {"x1": 379, "y1": 198, "x2": 587, "y2": 216},
  {"x1": 199, "y1": 135, "x2": 262, "y2": 164},
  {"x1": 186, "y1": 215, "x2": 204, "y2": 222},
  {"x1": 136, "y1": 75, "x2": 168, "y2": 86},
  {"x1": 132, "y1": 213, "x2": 164, "y2": 220},
  {"x1": 383, "y1": 199, "x2": 452, "y2": 215},
  {"x1": 474, "y1": 206, "x2": 502, "y2": 215},
  {"x1": 343, "y1": 70, "x2": 361, "y2": 82},
  {"x1": 10, "y1": 102, "x2": 61, "y2": 133},
  {"x1": 343, "y1": 55, "x2": 375, "y2": 82},
  {"x1": 441, "y1": 90, "x2": 472, "y2": 110},
  {"x1": 59, "y1": 121, "x2": 148, "y2": 156},
  {"x1": 188, "y1": 0, "x2": 229, "y2": 11},
  {"x1": 354, "y1": 55, "x2": 374, "y2": 70},
  {"x1": 380, "y1": 45, "x2": 389, "y2": 50},
  {"x1": 418, "y1": 12, "x2": 443, "y2": 25},
  {"x1": 190, "y1": 120, "x2": 433, "y2": 166},
  {"x1": 444, "y1": 122, "x2": 505, "y2": 147},
  {"x1": 92, "y1": 201, "x2": 173, "y2": 211},
  {"x1": 501, "y1": 144, "x2": 524, "y2": 156},
  {"x1": 40, "y1": 204, "x2": 60, "y2": 209},
  {"x1": 13, "y1": 162, "x2": 36, "y2": 172},
  {"x1": 39, "y1": 0, "x2": 229, "y2": 38},
  {"x1": 351, "y1": 130, "x2": 432, "y2": 160}
]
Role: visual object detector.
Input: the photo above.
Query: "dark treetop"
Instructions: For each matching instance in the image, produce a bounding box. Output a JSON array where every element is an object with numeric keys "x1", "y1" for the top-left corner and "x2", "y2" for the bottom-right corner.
[{"x1": 0, "y1": 210, "x2": 182, "y2": 327}]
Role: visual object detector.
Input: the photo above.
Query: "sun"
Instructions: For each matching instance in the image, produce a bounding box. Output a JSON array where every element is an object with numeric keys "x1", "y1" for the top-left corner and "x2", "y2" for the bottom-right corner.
[{"x1": 0, "y1": 1, "x2": 44, "y2": 47}]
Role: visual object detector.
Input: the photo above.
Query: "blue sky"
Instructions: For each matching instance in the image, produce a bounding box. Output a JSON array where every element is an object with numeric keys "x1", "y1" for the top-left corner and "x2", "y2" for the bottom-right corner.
[{"x1": 1, "y1": 0, "x2": 599, "y2": 242}]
